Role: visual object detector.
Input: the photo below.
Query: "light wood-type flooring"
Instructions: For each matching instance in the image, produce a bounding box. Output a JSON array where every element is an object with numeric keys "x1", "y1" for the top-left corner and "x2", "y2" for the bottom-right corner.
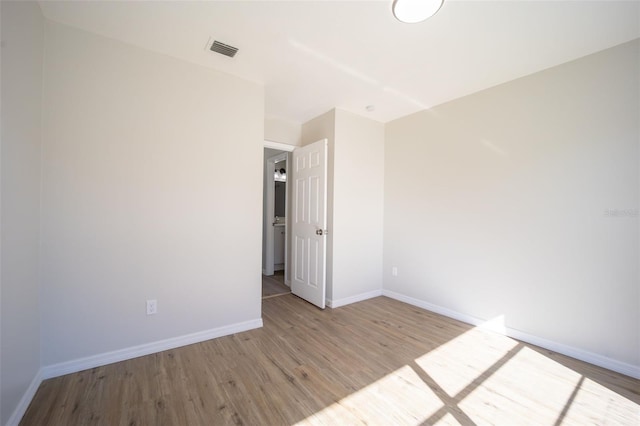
[
  {"x1": 262, "y1": 271, "x2": 290, "y2": 299},
  {"x1": 21, "y1": 295, "x2": 639, "y2": 425}
]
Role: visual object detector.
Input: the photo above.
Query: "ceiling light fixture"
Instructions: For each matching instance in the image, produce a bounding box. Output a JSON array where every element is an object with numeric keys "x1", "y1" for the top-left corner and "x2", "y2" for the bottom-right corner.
[{"x1": 392, "y1": 0, "x2": 444, "y2": 24}]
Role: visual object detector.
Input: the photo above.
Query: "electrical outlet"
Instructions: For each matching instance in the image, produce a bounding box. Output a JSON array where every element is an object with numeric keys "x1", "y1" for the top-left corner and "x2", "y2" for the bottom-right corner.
[
  {"x1": 146, "y1": 299, "x2": 157, "y2": 315},
  {"x1": 392, "y1": 266, "x2": 398, "y2": 277}
]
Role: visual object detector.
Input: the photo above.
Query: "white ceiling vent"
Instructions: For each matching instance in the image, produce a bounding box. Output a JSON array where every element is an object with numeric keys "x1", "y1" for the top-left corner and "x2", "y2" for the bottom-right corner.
[{"x1": 209, "y1": 40, "x2": 238, "y2": 58}]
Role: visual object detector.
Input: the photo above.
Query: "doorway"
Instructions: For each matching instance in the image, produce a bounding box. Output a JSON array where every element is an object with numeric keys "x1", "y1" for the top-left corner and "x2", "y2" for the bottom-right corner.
[
  {"x1": 262, "y1": 141, "x2": 294, "y2": 298},
  {"x1": 261, "y1": 139, "x2": 328, "y2": 308}
]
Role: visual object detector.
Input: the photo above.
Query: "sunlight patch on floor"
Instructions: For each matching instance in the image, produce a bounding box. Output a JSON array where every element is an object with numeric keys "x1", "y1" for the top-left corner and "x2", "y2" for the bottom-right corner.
[
  {"x1": 295, "y1": 317, "x2": 639, "y2": 426},
  {"x1": 458, "y1": 346, "x2": 582, "y2": 424},
  {"x1": 415, "y1": 319, "x2": 518, "y2": 396},
  {"x1": 296, "y1": 365, "x2": 446, "y2": 426},
  {"x1": 561, "y1": 377, "x2": 640, "y2": 425},
  {"x1": 434, "y1": 413, "x2": 462, "y2": 425}
]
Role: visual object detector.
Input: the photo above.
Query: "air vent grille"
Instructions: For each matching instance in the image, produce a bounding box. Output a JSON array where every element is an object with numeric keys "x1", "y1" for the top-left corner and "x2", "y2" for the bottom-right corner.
[{"x1": 210, "y1": 40, "x2": 238, "y2": 58}]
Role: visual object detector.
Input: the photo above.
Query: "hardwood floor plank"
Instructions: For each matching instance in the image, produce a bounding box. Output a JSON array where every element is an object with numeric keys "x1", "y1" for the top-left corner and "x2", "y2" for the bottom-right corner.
[
  {"x1": 262, "y1": 273, "x2": 290, "y2": 298},
  {"x1": 21, "y1": 295, "x2": 639, "y2": 425}
]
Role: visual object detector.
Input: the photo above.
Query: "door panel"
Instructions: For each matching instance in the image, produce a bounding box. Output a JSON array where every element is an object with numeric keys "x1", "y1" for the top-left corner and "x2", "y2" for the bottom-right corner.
[
  {"x1": 310, "y1": 176, "x2": 320, "y2": 224},
  {"x1": 291, "y1": 139, "x2": 327, "y2": 309},
  {"x1": 294, "y1": 235, "x2": 305, "y2": 282}
]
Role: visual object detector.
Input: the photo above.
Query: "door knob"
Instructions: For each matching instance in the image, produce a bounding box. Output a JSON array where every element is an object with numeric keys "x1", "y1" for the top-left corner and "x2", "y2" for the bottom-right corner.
[{"x1": 316, "y1": 229, "x2": 328, "y2": 236}]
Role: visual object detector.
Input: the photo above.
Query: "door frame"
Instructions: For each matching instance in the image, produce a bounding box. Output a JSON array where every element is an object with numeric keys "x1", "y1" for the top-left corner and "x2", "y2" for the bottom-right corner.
[
  {"x1": 263, "y1": 141, "x2": 294, "y2": 283},
  {"x1": 264, "y1": 151, "x2": 287, "y2": 277}
]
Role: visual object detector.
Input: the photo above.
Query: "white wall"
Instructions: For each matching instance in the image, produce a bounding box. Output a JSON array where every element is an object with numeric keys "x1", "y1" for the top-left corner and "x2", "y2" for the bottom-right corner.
[
  {"x1": 384, "y1": 40, "x2": 639, "y2": 369},
  {"x1": 40, "y1": 21, "x2": 264, "y2": 366},
  {"x1": 265, "y1": 116, "x2": 301, "y2": 147},
  {"x1": 301, "y1": 109, "x2": 385, "y2": 306},
  {"x1": 0, "y1": 2, "x2": 44, "y2": 424},
  {"x1": 332, "y1": 110, "x2": 384, "y2": 303}
]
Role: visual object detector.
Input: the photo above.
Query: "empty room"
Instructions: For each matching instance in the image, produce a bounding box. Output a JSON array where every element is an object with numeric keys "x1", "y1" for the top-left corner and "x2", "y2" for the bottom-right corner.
[{"x1": 1, "y1": 0, "x2": 638, "y2": 425}]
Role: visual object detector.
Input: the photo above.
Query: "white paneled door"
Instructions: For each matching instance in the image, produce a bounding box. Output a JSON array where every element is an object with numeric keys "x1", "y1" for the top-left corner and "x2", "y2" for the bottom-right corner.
[{"x1": 291, "y1": 139, "x2": 328, "y2": 309}]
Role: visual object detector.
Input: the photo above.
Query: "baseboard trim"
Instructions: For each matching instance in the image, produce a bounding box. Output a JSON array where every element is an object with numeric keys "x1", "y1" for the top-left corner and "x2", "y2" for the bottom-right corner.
[
  {"x1": 42, "y1": 318, "x2": 263, "y2": 380},
  {"x1": 327, "y1": 289, "x2": 382, "y2": 309},
  {"x1": 382, "y1": 289, "x2": 640, "y2": 379},
  {"x1": 6, "y1": 368, "x2": 43, "y2": 426}
]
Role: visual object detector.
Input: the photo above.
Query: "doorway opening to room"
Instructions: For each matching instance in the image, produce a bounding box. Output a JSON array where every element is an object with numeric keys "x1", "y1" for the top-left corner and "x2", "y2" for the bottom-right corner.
[
  {"x1": 262, "y1": 138, "x2": 328, "y2": 308},
  {"x1": 262, "y1": 142, "x2": 294, "y2": 299}
]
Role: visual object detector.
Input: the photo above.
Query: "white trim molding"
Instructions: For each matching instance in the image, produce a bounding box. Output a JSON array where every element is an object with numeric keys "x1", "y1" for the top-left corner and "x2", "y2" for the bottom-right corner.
[
  {"x1": 6, "y1": 369, "x2": 44, "y2": 426},
  {"x1": 382, "y1": 289, "x2": 640, "y2": 379},
  {"x1": 264, "y1": 140, "x2": 295, "y2": 152},
  {"x1": 42, "y1": 318, "x2": 263, "y2": 380},
  {"x1": 327, "y1": 289, "x2": 383, "y2": 309}
]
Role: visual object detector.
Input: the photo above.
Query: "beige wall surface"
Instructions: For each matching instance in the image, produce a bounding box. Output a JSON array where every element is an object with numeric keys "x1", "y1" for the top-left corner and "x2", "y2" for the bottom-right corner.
[
  {"x1": 265, "y1": 116, "x2": 301, "y2": 147},
  {"x1": 332, "y1": 109, "x2": 384, "y2": 302},
  {"x1": 301, "y1": 109, "x2": 385, "y2": 305},
  {"x1": 0, "y1": 1, "x2": 44, "y2": 424},
  {"x1": 40, "y1": 21, "x2": 264, "y2": 365},
  {"x1": 384, "y1": 40, "x2": 639, "y2": 367}
]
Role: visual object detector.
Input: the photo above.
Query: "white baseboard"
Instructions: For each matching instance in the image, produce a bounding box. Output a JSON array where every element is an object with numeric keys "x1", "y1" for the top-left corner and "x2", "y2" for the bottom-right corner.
[
  {"x1": 382, "y1": 290, "x2": 480, "y2": 327},
  {"x1": 382, "y1": 289, "x2": 640, "y2": 379},
  {"x1": 6, "y1": 368, "x2": 43, "y2": 426},
  {"x1": 327, "y1": 289, "x2": 382, "y2": 308},
  {"x1": 42, "y1": 318, "x2": 263, "y2": 380}
]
